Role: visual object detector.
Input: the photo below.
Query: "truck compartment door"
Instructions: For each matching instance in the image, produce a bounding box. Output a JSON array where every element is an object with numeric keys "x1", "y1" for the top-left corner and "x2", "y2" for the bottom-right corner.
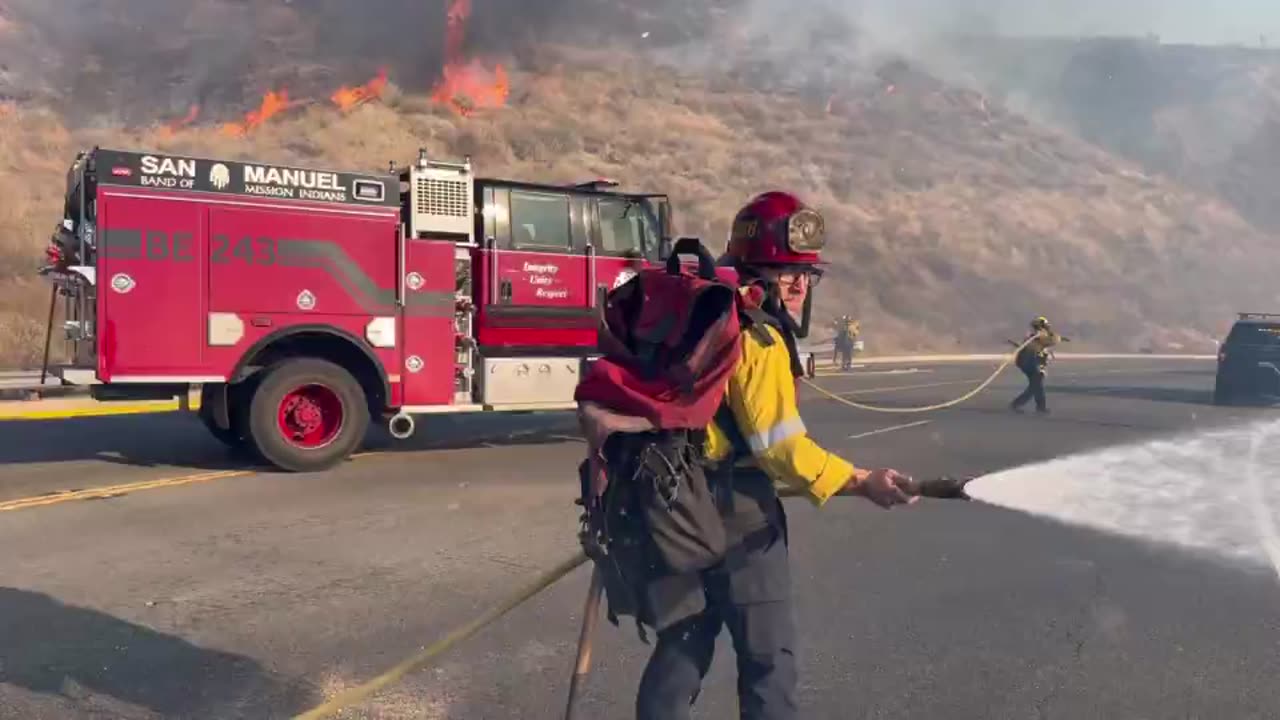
[
  {"x1": 399, "y1": 238, "x2": 458, "y2": 406},
  {"x1": 96, "y1": 193, "x2": 205, "y2": 378}
]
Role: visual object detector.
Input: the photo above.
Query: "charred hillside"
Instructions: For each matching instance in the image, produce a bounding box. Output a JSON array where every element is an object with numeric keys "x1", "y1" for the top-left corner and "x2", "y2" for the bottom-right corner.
[
  {"x1": 0, "y1": 2, "x2": 1277, "y2": 365},
  {"x1": 0, "y1": 0, "x2": 723, "y2": 126}
]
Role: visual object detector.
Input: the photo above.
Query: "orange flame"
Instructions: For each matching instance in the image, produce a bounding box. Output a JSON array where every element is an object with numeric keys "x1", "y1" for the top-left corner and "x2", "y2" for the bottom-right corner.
[
  {"x1": 221, "y1": 89, "x2": 292, "y2": 136},
  {"x1": 332, "y1": 67, "x2": 390, "y2": 112},
  {"x1": 432, "y1": 61, "x2": 509, "y2": 116},
  {"x1": 431, "y1": 0, "x2": 508, "y2": 116},
  {"x1": 158, "y1": 104, "x2": 200, "y2": 137}
]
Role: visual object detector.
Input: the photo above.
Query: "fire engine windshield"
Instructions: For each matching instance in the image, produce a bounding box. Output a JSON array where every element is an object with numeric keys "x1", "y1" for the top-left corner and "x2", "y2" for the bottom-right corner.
[{"x1": 599, "y1": 196, "x2": 664, "y2": 263}]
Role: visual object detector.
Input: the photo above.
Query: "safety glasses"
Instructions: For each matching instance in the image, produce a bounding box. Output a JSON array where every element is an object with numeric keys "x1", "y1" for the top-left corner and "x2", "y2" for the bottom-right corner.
[{"x1": 777, "y1": 266, "x2": 823, "y2": 289}]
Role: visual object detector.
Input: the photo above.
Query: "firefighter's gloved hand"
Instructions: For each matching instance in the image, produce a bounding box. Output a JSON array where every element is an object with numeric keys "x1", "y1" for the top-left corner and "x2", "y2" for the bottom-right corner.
[{"x1": 848, "y1": 468, "x2": 919, "y2": 509}]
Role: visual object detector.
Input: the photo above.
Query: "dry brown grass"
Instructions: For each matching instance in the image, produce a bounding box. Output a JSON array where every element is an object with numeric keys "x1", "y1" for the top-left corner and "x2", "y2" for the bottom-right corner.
[{"x1": 1, "y1": 44, "x2": 1276, "y2": 366}]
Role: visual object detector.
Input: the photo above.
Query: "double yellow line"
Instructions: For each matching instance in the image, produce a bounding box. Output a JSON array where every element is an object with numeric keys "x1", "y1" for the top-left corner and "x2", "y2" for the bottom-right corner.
[
  {"x1": 0, "y1": 469, "x2": 255, "y2": 513},
  {"x1": 0, "y1": 451, "x2": 391, "y2": 514}
]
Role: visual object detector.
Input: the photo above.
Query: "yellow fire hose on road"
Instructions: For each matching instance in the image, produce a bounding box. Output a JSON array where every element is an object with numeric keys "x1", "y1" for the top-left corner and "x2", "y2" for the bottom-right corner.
[
  {"x1": 291, "y1": 340, "x2": 1032, "y2": 719},
  {"x1": 802, "y1": 335, "x2": 1035, "y2": 414},
  {"x1": 293, "y1": 551, "x2": 591, "y2": 720},
  {"x1": 292, "y1": 489, "x2": 818, "y2": 720}
]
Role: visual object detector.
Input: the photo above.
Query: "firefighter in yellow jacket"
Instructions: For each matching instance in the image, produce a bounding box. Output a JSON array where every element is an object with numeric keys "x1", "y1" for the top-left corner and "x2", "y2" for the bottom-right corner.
[
  {"x1": 1009, "y1": 316, "x2": 1070, "y2": 414},
  {"x1": 636, "y1": 191, "x2": 919, "y2": 720},
  {"x1": 833, "y1": 315, "x2": 859, "y2": 370}
]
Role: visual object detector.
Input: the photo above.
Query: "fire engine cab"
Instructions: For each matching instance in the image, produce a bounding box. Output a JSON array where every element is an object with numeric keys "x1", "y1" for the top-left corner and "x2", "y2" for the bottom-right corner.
[{"x1": 41, "y1": 147, "x2": 675, "y2": 471}]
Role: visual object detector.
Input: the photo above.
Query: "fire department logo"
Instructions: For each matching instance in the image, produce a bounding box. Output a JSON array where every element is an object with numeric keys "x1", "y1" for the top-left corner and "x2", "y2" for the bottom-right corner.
[
  {"x1": 296, "y1": 290, "x2": 316, "y2": 311},
  {"x1": 612, "y1": 269, "x2": 637, "y2": 289},
  {"x1": 209, "y1": 163, "x2": 231, "y2": 190},
  {"x1": 110, "y1": 273, "x2": 135, "y2": 294},
  {"x1": 405, "y1": 355, "x2": 424, "y2": 373},
  {"x1": 406, "y1": 272, "x2": 425, "y2": 291}
]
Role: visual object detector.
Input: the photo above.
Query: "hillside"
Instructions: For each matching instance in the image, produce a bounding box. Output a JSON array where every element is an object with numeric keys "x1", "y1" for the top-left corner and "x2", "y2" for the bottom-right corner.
[
  {"x1": 935, "y1": 35, "x2": 1280, "y2": 235},
  {"x1": 2, "y1": 3, "x2": 1279, "y2": 367}
]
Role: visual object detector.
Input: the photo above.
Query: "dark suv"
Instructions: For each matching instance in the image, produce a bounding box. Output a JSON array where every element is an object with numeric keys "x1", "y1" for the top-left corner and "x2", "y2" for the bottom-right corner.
[{"x1": 1214, "y1": 313, "x2": 1280, "y2": 405}]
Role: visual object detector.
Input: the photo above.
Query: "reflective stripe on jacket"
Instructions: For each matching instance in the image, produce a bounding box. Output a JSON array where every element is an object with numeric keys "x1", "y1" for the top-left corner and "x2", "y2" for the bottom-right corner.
[{"x1": 704, "y1": 322, "x2": 856, "y2": 507}]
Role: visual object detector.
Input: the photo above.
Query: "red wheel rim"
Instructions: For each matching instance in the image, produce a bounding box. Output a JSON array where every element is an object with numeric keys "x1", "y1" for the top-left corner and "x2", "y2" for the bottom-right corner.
[{"x1": 277, "y1": 383, "x2": 344, "y2": 449}]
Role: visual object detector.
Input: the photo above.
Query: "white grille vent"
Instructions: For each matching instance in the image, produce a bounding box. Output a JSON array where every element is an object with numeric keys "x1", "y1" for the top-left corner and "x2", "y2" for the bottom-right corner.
[
  {"x1": 408, "y1": 162, "x2": 474, "y2": 238},
  {"x1": 416, "y1": 177, "x2": 469, "y2": 218}
]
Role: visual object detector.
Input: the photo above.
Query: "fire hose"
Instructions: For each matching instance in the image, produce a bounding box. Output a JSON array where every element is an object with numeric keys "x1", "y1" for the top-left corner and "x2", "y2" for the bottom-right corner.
[
  {"x1": 290, "y1": 480, "x2": 973, "y2": 720},
  {"x1": 291, "y1": 345, "x2": 1025, "y2": 718},
  {"x1": 802, "y1": 335, "x2": 1036, "y2": 414}
]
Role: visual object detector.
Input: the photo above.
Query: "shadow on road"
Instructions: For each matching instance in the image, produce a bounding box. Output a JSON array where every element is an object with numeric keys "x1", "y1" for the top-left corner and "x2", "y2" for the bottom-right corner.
[
  {"x1": 0, "y1": 414, "x2": 240, "y2": 470},
  {"x1": 0, "y1": 587, "x2": 317, "y2": 718},
  {"x1": 1054, "y1": 384, "x2": 1214, "y2": 406},
  {"x1": 0, "y1": 412, "x2": 584, "y2": 470}
]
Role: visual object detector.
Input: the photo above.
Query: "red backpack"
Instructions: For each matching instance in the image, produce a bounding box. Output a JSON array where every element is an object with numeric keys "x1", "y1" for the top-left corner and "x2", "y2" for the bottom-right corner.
[{"x1": 574, "y1": 237, "x2": 753, "y2": 633}]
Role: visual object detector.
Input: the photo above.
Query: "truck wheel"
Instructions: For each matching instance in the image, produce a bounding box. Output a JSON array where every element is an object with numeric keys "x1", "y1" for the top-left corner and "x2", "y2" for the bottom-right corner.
[
  {"x1": 1213, "y1": 383, "x2": 1234, "y2": 407},
  {"x1": 245, "y1": 358, "x2": 369, "y2": 472}
]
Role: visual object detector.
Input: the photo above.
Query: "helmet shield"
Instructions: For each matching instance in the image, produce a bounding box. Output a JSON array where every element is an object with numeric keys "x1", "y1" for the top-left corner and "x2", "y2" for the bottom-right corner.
[{"x1": 787, "y1": 208, "x2": 825, "y2": 253}]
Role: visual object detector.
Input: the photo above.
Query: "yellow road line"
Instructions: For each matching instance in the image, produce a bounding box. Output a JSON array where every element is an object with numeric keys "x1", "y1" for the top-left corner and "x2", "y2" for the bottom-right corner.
[
  {"x1": 0, "y1": 399, "x2": 197, "y2": 421},
  {"x1": 0, "y1": 449, "x2": 385, "y2": 514},
  {"x1": 0, "y1": 468, "x2": 255, "y2": 513}
]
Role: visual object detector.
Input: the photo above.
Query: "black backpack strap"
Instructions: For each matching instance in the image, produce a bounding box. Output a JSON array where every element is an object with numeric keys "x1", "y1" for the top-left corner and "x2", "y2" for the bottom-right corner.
[
  {"x1": 712, "y1": 400, "x2": 749, "y2": 511},
  {"x1": 740, "y1": 305, "x2": 805, "y2": 378},
  {"x1": 740, "y1": 307, "x2": 777, "y2": 346}
]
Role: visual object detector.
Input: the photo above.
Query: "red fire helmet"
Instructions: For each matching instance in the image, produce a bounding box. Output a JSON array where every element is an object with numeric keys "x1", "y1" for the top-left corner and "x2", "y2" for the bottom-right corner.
[{"x1": 722, "y1": 191, "x2": 826, "y2": 269}]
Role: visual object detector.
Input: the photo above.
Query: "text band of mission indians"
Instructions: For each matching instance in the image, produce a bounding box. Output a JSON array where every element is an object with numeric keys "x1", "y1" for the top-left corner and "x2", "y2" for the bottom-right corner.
[{"x1": 93, "y1": 149, "x2": 398, "y2": 208}]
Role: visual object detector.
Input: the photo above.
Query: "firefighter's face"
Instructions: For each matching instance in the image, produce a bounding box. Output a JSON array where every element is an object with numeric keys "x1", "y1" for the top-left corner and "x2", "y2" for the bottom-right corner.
[{"x1": 762, "y1": 268, "x2": 811, "y2": 317}]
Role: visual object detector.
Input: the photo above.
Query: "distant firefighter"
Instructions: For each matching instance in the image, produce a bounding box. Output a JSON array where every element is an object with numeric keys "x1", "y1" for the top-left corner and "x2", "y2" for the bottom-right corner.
[
  {"x1": 832, "y1": 315, "x2": 860, "y2": 370},
  {"x1": 1009, "y1": 316, "x2": 1071, "y2": 414}
]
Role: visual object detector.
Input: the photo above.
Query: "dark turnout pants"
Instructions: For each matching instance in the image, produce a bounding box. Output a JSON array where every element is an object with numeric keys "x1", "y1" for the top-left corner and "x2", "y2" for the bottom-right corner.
[
  {"x1": 1012, "y1": 353, "x2": 1047, "y2": 411},
  {"x1": 636, "y1": 477, "x2": 798, "y2": 720}
]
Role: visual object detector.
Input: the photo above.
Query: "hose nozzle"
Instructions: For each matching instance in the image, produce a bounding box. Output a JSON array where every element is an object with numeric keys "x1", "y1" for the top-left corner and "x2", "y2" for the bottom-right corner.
[{"x1": 903, "y1": 475, "x2": 974, "y2": 500}]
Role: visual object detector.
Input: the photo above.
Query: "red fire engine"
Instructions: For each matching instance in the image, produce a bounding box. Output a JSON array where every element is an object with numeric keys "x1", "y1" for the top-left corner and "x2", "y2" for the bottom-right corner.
[{"x1": 40, "y1": 147, "x2": 680, "y2": 471}]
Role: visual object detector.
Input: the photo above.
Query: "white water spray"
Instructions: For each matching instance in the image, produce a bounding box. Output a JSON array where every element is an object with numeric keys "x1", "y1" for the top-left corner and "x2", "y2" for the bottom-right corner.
[{"x1": 966, "y1": 418, "x2": 1280, "y2": 581}]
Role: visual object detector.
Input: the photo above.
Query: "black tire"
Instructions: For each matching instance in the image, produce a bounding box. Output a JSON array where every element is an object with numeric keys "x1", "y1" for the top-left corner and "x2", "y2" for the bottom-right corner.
[
  {"x1": 244, "y1": 358, "x2": 369, "y2": 472},
  {"x1": 1213, "y1": 383, "x2": 1234, "y2": 406}
]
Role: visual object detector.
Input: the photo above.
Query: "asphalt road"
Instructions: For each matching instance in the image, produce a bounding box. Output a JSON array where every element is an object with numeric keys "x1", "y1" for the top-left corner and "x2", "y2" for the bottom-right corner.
[{"x1": 2, "y1": 357, "x2": 1279, "y2": 719}]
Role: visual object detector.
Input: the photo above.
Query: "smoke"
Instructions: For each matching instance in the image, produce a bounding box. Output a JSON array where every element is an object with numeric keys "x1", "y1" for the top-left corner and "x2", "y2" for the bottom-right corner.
[
  {"x1": 0, "y1": 0, "x2": 705, "y2": 124},
  {"x1": 642, "y1": 0, "x2": 1280, "y2": 237},
  {"x1": 966, "y1": 418, "x2": 1280, "y2": 580},
  {"x1": 5, "y1": 0, "x2": 1279, "y2": 233}
]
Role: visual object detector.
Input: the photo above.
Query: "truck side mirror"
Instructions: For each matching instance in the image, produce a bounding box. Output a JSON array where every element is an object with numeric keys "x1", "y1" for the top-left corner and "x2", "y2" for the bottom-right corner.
[
  {"x1": 657, "y1": 199, "x2": 673, "y2": 261},
  {"x1": 659, "y1": 236, "x2": 673, "y2": 262}
]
